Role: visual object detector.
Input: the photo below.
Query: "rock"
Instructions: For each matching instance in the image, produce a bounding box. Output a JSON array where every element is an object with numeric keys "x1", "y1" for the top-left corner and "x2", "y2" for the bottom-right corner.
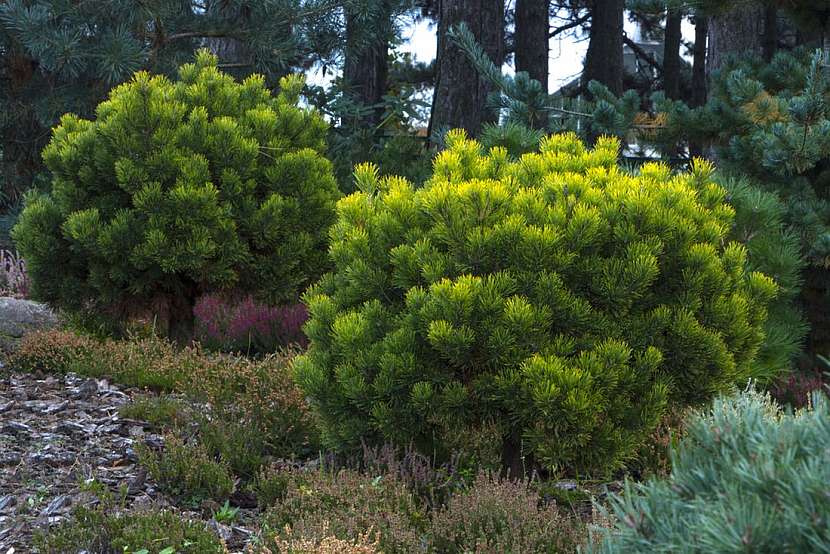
[
  {"x1": 1, "y1": 422, "x2": 31, "y2": 436},
  {"x1": 69, "y1": 380, "x2": 98, "y2": 400},
  {"x1": 0, "y1": 496, "x2": 15, "y2": 513},
  {"x1": 208, "y1": 519, "x2": 233, "y2": 543},
  {"x1": 0, "y1": 454, "x2": 21, "y2": 467},
  {"x1": 39, "y1": 495, "x2": 71, "y2": 517},
  {"x1": 144, "y1": 435, "x2": 165, "y2": 449},
  {"x1": 0, "y1": 298, "x2": 58, "y2": 354},
  {"x1": 126, "y1": 468, "x2": 147, "y2": 495},
  {"x1": 55, "y1": 421, "x2": 87, "y2": 436}
]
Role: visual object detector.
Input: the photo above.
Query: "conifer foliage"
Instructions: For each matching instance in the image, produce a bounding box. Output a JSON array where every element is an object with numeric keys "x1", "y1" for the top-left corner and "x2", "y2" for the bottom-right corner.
[
  {"x1": 592, "y1": 387, "x2": 830, "y2": 552},
  {"x1": 13, "y1": 51, "x2": 340, "y2": 339},
  {"x1": 294, "y1": 131, "x2": 778, "y2": 475}
]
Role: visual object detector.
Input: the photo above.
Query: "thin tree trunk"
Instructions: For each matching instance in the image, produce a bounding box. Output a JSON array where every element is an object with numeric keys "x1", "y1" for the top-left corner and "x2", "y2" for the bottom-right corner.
[
  {"x1": 515, "y1": 0, "x2": 549, "y2": 93},
  {"x1": 689, "y1": 13, "x2": 708, "y2": 159},
  {"x1": 763, "y1": 5, "x2": 778, "y2": 62},
  {"x1": 691, "y1": 14, "x2": 708, "y2": 109},
  {"x1": 428, "y1": 0, "x2": 505, "y2": 141},
  {"x1": 583, "y1": 0, "x2": 625, "y2": 97},
  {"x1": 663, "y1": 6, "x2": 683, "y2": 100},
  {"x1": 344, "y1": 0, "x2": 392, "y2": 128}
]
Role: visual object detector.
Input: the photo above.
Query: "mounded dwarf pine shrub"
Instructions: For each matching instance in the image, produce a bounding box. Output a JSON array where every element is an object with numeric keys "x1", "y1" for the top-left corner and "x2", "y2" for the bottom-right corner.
[
  {"x1": 590, "y1": 388, "x2": 830, "y2": 552},
  {"x1": 13, "y1": 50, "x2": 339, "y2": 339},
  {"x1": 294, "y1": 131, "x2": 778, "y2": 474}
]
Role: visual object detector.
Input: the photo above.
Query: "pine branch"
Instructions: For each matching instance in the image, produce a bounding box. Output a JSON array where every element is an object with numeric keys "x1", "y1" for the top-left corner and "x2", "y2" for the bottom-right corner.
[
  {"x1": 622, "y1": 34, "x2": 663, "y2": 75},
  {"x1": 549, "y1": 14, "x2": 591, "y2": 39}
]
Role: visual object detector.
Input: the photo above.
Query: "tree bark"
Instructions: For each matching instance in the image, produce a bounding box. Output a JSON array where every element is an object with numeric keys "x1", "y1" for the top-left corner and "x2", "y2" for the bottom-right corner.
[
  {"x1": 167, "y1": 292, "x2": 197, "y2": 346},
  {"x1": 204, "y1": 2, "x2": 253, "y2": 69},
  {"x1": 344, "y1": 0, "x2": 392, "y2": 128},
  {"x1": 689, "y1": 13, "x2": 708, "y2": 159},
  {"x1": 663, "y1": 7, "x2": 683, "y2": 100},
  {"x1": 763, "y1": 5, "x2": 778, "y2": 62},
  {"x1": 691, "y1": 14, "x2": 708, "y2": 109},
  {"x1": 515, "y1": 0, "x2": 549, "y2": 93},
  {"x1": 500, "y1": 431, "x2": 529, "y2": 478},
  {"x1": 707, "y1": 2, "x2": 766, "y2": 77},
  {"x1": 428, "y1": 0, "x2": 505, "y2": 140},
  {"x1": 583, "y1": 0, "x2": 625, "y2": 97}
]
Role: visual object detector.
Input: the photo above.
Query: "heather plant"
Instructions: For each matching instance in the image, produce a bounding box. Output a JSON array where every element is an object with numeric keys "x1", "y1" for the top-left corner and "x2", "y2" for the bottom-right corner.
[
  {"x1": 12, "y1": 50, "x2": 340, "y2": 341},
  {"x1": 194, "y1": 293, "x2": 308, "y2": 354},
  {"x1": 264, "y1": 525, "x2": 381, "y2": 554},
  {"x1": 295, "y1": 131, "x2": 778, "y2": 475},
  {"x1": 590, "y1": 387, "x2": 830, "y2": 553},
  {"x1": 118, "y1": 396, "x2": 191, "y2": 430},
  {"x1": 137, "y1": 434, "x2": 235, "y2": 505},
  {"x1": 8, "y1": 329, "x2": 97, "y2": 375},
  {"x1": 430, "y1": 472, "x2": 584, "y2": 553},
  {"x1": 770, "y1": 370, "x2": 827, "y2": 408},
  {"x1": 259, "y1": 468, "x2": 427, "y2": 553},
  {"x1": 178, "y1": 349, "x2": 319, "y2": 471},
  {"x1": 0, "y1": 249, "x2": 28, "y2": 298},
  {"x1": 358, "y1": 443, "x2": 481, "y2": 509}
]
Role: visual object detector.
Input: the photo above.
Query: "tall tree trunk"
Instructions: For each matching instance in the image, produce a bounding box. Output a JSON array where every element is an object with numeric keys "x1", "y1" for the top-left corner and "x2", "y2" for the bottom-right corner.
[
  {"x1": 583, "y1": 0, "x2": 625, "y2": 97},
  {"x1": 344, "y1": 1, "x2": 392, "y2": 128},
  {"x1": 428, "y1": 0, "x2": 505, "y2": 141},
  {"x1": 689, "y1": 13, "x2": 708, "y2": 159},
  {"x1": 204, "y1": 2, "x2": 253, "y2": 68},
  {"x1": 515, "y1": 0, "x2": 549, "y2": 93},
  {"x1": 763, "y1": 5, "x2": 778, "y2": 61},
  {"x1": 691, "y1": 13, "x2": 708, "y2": 109},
  {"x1": 707, "y1": 2, "x2": 766, "y2": 77},
  {"x1": 663, "y1": 6, "x2": 683, "y2": 100}
]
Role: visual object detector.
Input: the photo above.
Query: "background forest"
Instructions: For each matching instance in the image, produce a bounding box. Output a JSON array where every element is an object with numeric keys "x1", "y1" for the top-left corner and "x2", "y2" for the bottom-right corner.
[{"x1": 1, "y1": 0, "x2": 830, "y2": 552}]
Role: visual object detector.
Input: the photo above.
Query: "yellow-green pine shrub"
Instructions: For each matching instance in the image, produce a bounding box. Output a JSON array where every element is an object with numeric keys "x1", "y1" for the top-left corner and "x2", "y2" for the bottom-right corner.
[{"x1": 294, "y1": 131, "x2": 778, "y2": 475}]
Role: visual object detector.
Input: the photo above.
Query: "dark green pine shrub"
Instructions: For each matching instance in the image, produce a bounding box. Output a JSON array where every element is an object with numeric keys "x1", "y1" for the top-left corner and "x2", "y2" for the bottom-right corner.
[
  {"x1": 13, "y1": 50, "x2": 340, "y2": 339},
  {"x1": 721, "y1": 178, "x2": 807, "y2": 380},
  {"x1": 294, "y1": 131, "x2": 778, "y2": 475},
  {"x1": 590, "y1": 387, "x2": 830, "y2": 553}
]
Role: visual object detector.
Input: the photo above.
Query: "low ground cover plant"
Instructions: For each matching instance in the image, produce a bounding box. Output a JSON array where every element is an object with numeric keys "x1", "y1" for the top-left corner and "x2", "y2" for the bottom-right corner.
[
  {"x1": 255, "y1": 465, "x2": 585, "y2": 553},
  {"x1": 12, "y1": 51, "x2": 340, "y2": 341},
  {"x1": 34, "y1": 480, "x2": 226, "y2": 553},
  {"x1": 430, "y1": 472, "x2": 584, "y2": 553},
  {"x1": 137, "y1": 434, "x2": 236, "y2": 506},
  {"x1": 590, "y1": 387, "x2": 830, "y2": 552},
  {"x1": 259, "y1": 467, "x2": 427, "y2": 553},
  {"x1": 10, "y1": 329, "x2": 202, "y2": 390},
  {"x1": 295, "y1": 131, "x2": 778, "y2": 475},
  {"x1": 10, "y1": 329, "x2": 318, "y2": 486}
]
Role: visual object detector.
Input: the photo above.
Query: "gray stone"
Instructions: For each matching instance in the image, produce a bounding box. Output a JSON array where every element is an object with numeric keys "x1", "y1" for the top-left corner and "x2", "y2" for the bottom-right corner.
[{"x1": 0, "y1": 298, "x2": 58, "y2": 354}]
